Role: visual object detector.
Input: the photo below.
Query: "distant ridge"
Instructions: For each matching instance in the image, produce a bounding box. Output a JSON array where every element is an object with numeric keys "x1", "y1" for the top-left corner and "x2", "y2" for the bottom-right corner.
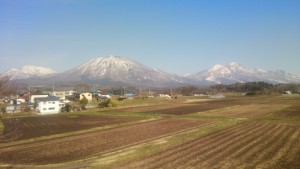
[
  {"x1": 185, "y1": 62, "x2": 300, "y2": 84},
  {"x1": 1, "y1": 56, "x2": 300, "y2": 86},
  {"x1": 47, "y1": 55, "x2": 194, "y2": 87},
  {"x1": 1, "y1": 65, "x2": 56, "y2": 80}
]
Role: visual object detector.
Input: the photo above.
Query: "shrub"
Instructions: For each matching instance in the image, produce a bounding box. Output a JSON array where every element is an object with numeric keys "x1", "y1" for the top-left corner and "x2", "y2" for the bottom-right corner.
[
  {"x1": 79, "y1": 96, "x2": 88, "y2": 109},
  {"x1": 98, "y1": 99, "x2": 116, "y2": 108},
  {"x1": 64, "y1": 104, "x2": 71, "y2": 112}
]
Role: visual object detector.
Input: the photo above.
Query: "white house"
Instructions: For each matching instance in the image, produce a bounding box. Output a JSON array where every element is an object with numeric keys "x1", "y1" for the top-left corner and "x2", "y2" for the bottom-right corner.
[
  {"x1": 36, "y1": 96, "x2": 62, "y2": 115},
  {"x1": 80, "y1": 93, "x2": 93, "y2": 102}
]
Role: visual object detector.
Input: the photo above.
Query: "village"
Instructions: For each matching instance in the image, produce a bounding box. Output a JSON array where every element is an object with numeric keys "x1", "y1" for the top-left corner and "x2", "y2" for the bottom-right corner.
[{"x1": 0, "y1": 87, "x2": 176, "y2": 115}]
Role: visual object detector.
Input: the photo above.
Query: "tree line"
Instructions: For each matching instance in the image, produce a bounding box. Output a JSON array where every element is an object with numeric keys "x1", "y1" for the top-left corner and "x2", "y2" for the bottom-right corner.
[{"x1": 1, "y1": 75, "x2": 299, "y2": 98}]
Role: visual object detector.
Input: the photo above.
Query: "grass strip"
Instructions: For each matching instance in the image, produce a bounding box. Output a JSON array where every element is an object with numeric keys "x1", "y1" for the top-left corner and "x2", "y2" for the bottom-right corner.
[{"x1": 87, "y1": 119, "x2": 246, "y2": 169}]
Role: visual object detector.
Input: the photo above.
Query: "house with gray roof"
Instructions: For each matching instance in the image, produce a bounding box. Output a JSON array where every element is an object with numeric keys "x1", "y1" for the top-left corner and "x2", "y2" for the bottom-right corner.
[{"x1": 36, "y1": 96, "x2": 64, "y2": 115}]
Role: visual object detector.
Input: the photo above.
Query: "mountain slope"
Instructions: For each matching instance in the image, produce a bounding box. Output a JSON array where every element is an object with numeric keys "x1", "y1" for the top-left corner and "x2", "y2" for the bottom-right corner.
[
  {"x1": 54, "y1": 55, "x2": 191, "y2": 87},
  {"x1": 1, "y1": 65, "x2": 57, "y2": 80},
  {"x1": 2, "y1": 58, "x2": 299, "y2": 86},
  {"x1": 186, "y1": 62, "x2": 300, "y2": 84}
]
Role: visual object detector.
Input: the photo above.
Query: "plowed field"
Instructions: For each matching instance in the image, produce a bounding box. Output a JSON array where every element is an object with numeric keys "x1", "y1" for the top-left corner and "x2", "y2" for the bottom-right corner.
[
  {"x1": 0, "y1": 115, "x2": 140, "y2": 142},
  {"x1": 122, "y1": 121, "x2": 300, "y2": 169},
  {"x1": 0, "y1": 118, "x2": 214, "y2": 164},
  {"x1": 107, "y1": 99, "x2": 246, "y2": 115},
  {"x1": 197, "y1": 104, "x2": 290, "y2": 117}
]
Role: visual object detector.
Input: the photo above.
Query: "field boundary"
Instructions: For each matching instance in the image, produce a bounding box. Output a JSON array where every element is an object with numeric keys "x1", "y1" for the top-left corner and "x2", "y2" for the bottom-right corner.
[
  {"x1": 0, "y1": 121, "x2": 219, "y2": 168},
  {"x1": 0, "y1": 119, "x2": 216, "y2": 165},
  {"x1": 0, "y1": 118, "x2": 158, "y2": 148}
]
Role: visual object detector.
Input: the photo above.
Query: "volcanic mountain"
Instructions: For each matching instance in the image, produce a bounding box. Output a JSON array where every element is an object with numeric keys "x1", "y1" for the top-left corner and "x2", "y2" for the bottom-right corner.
[
  {"x1": 2, "y1": 56, "x2": 299, "y2": 86},
  {"x1": 185, "y1": 62, "x2": 300, "y2": 84},
  {"x1": 53, "y1": 55, "x2": 191, "y2": 87}
]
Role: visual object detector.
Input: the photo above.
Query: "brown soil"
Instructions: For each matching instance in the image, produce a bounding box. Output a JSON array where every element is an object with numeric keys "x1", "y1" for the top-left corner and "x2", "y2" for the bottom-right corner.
[
  {"x1": 0, "y1": 118, "x2": 214, "y2": 164},
  {"x1": 121, "y1": 121, "x2": 300, "y2": 169},
  {"x1": 0, "y1": 115, "x2": 140, "y2": 142},
  {"x1": 276, "y1": 105, "x2": 300, "y2": 117},
  {"x1": 110, "y1": 99, "x2": 248, "y2": 115},
  {"x1": 198, "y1": 104, "x2": 290, "y2": 117}
]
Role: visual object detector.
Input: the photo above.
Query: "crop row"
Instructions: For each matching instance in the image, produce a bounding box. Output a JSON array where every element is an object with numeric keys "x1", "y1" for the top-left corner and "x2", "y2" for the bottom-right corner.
[
  {"x1": 0, "y1": 118, "x2": 213, "y2": 164},
  {"x1": 122, "y1": 121, "x2": 300, "y2": 169}
]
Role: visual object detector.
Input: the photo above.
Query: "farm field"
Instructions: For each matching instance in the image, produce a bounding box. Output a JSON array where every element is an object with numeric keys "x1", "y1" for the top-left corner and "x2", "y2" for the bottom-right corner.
[
  {"x1": 196, "y1": 104, "x2": 290, "y2": 118},
  {"x1": 106, "y1": 99, "x2": 241, "y2": 115},
  {"x1": 0, "y1": 115, "x2": 140, "y2": 142},
  {"x1": 0, "y1": 95, "x2": 299, "y2": 169},
  {"x1": 120, "y1": 121, "x2": 300, "y2": 169},
  {"x1": 108, "y1": 96, "x2": 291, "y2": 115},
  {"x1": 0, "y1": 118, "x2": 214, "y2": 164}
]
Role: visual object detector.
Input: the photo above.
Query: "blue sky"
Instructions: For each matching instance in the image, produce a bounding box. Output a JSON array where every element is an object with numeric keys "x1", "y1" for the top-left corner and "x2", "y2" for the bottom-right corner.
[{"x1": 1, "y1": 0, "x2": 300, "y2": 75}]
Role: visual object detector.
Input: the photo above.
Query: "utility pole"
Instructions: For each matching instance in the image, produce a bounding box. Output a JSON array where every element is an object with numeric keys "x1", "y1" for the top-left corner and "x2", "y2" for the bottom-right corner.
[
  {"x1": 28, "y1": 86, "x2": 30, "y2": 102},
  {"x1": 139, "y1": 87, "x2": 142, "y2": 96}
]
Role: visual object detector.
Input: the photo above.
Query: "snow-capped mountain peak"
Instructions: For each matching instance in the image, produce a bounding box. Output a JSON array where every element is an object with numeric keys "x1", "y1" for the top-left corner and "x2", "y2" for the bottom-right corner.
[
  {"x1": 208, "y1": 64, "x2": 231, "y2": 75},
  {"x1": 1, "y1": 65, "x2": 56, "y2": 80},
  {"x1": 228, "y1": 62, "x2": 243, "y2": 70},
  {"x1": 2, "y1": 57, "x2": 299, "y2": 86},
  {"x1": 186, "y1": 62, "x2": 300, "y2": 84},
  {"x1": 59, "y1": 55, "x2": 188, "y2": 87}
]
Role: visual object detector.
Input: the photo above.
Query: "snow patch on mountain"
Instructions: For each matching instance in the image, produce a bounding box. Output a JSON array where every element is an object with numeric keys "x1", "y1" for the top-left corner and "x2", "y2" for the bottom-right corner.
[
  {"x1": 1, "y1": 65, "x2": 57, "y2": 80},
  {"x1": 59, "y1": 55, "x2": 189, "y2": 87},
  {"x1": 186, "y1": 62, "x2": 300, "y2": 84}
]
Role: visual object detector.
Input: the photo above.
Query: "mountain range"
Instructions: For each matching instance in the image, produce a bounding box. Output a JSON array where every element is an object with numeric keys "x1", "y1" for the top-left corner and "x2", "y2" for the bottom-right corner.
[
  {"x1": 186, "y1": 62, "x2": 300, "y2": 84},
  {"x1": 1, "y1": 55, "x2": 300, "y2": 87}
]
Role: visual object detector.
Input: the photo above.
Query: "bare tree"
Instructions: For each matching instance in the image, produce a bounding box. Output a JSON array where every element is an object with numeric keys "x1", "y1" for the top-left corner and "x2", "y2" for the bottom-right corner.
[{"x1": 0, "y1": 75, "x2": 16, "y2": 98}]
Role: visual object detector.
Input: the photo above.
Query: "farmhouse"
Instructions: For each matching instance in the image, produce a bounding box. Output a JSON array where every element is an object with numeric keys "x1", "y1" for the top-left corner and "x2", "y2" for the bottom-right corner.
[
  {"x1": 80, "y1": 92, "x2": 93, "y2": 102},
  {"x1": 36, "y1": 96, "x2": 64, "y2": 115}
]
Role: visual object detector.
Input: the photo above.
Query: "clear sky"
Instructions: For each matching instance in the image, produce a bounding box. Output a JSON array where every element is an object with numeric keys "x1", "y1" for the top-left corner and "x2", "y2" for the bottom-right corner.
[{"x1": 1, "y1": 0, "x2": 300, "y2": 76}]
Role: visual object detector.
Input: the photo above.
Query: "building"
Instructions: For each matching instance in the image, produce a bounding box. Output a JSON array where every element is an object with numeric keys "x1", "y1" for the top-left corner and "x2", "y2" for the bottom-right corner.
[
  {"x1": 30, "y1": 95, "x2": 49, "y2": 103},
  {"x1": 36, "y1": 96, "x2": 63, "y2": 115},
  {"x1": 65, "y1": 90, "x2": 75, "y2": 96},
  {"x1": 124, "y1": 93, "x2": 135, "y2": 97},
  {"x1": 158, "y1": 94, "x2": 171, "y2": 98},
  {"x1": 80, "y1": 93, "x2": 93, "y2": 102},
  {"x1": 51, "y1": 91, "x2": 66, "y2": 100},
  {"x1": 51, "y1": 90, "x2": 75, "y2": 100}
]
